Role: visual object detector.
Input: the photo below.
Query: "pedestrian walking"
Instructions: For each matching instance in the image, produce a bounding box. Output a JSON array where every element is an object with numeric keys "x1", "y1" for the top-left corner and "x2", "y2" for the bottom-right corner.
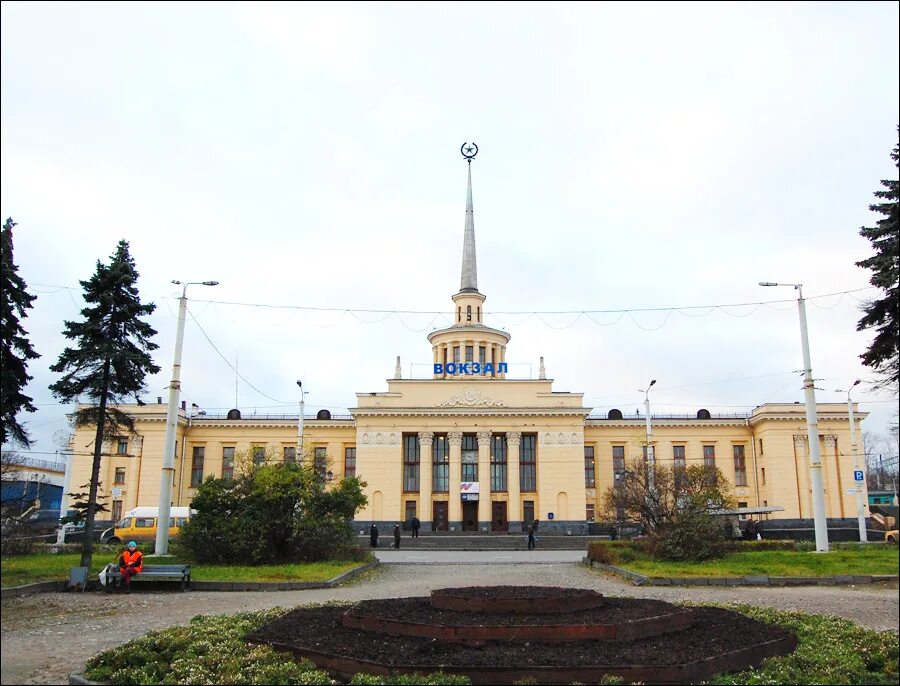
[
  {"x1": 370, "y1": 523, "x2": 379, "y2": 548},
  {"x1": 411, "y1": 516, "x2": 420, "y2": 538},
  {"x1": 527, "y1": 524, "x2": 536, "y2": 550},
  {"x1": 393, "y1": 523, "x2": 401, "y2": 549}
]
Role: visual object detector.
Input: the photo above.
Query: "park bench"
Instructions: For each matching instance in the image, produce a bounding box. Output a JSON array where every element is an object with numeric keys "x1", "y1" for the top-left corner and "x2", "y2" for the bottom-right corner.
[{"x1": 103, "y1": 563, "x2": 191, "y2": 592}]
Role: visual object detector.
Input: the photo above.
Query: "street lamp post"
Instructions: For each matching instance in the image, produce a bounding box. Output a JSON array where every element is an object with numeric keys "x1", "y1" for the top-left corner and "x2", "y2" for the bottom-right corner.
[
  {"x1": 155, "y1": 280, "x2": 218, "y2": 556},
  {"x1": 760, "y1": 282, "x2": 829, "y2": 552},
  {"x1": 836, "y1": 380, "x2": 866, "y2": 542},
  {"x1": 642, "y1": 380, "x2": 657, "y2": 490},
  {"x1": 296, "y1": 380, "x2": 306, "y2": 462}
]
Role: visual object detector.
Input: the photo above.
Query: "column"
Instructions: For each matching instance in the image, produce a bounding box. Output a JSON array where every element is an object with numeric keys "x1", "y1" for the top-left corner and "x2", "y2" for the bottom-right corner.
[
  {"x1": 823, "y1": 435, "x2": 842, "y2": 518},
  {"x1": 507, "y1": 431, "x2": 521, "y2": 530},
  {"x1": 500, "y1": 346, "x2": 506, "y2": 378},
  {"x1": 477, "y1": 430, "x2": 492, "y2": 529},
  {"x1": 490, "y1": 344, "x2": 498, "y2": 377},
  {"x1": 432, "y1": 347, "x2": 438, "y2": 378},
  {"x1": 419, "y1": 431, "x2": 434, "y2": 531},
  {"x1": 448, "y1": 431, "x2": 462, "y2": 528}
]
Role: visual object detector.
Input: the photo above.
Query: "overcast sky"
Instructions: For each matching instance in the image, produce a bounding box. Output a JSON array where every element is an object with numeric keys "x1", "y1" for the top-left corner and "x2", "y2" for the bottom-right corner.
[{"x1": 2, "y1": 1, "x2": 898, "y2": 461}]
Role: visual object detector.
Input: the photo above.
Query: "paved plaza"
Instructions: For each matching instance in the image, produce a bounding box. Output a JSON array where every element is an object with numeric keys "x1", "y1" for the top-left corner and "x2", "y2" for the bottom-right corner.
[{"x1": 2, "y1": 560, "x2": 897, "y2": 685}]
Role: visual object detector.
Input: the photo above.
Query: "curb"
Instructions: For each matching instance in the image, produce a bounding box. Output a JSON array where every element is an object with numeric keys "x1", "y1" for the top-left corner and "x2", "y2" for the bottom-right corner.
[
  {"x1": 5, "y1": 562, "x2": 378, "y2": 598},
  {"x1": 584, "y1": 560, "x2": 900, "y2": 587},
  {"x1": 1, "y1": 580, "x2": 67, "y2": 599},
  {"x1": 69, "y1": 674, "x2": 100, "y2": 685}
]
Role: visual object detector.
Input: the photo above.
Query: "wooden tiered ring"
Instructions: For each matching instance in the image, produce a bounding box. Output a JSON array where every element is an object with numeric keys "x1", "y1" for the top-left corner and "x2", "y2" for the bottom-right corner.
[{"x1": 430, "y1": 585, "x2": 604, "y2": 613}]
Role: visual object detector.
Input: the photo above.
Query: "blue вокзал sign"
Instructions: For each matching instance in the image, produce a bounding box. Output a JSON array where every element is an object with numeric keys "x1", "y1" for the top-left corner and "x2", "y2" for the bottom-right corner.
[{"x1": 434, "y1": 362, "x2": 508, "y2": 375}]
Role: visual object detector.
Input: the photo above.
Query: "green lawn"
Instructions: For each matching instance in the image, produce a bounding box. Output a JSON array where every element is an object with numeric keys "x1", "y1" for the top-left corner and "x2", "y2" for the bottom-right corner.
[
  {"x1": 594, "y1": 545, "x2": 899, "y2": 578},
  {"x1": 0, "y1": 552, "x2": 364, "y2": 588}
]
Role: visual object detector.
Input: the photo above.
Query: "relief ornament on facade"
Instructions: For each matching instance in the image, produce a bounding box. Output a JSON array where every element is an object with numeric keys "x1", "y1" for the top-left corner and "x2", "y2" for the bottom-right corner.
[
  {"x1": 359, "y1": 432, "x2": 400, "y2": 445},
  {"x1": 542, "y1": 431, "x2": 581, "y2": 445},
  {"x1": 439, "y1": 386, "x2": 505, "y2": 407}
]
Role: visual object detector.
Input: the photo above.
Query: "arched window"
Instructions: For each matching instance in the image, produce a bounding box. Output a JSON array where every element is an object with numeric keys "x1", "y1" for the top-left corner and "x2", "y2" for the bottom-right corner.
[
  {"x1": 607, "y1": 409, "x2": 623, "y2": 419},
  {"x1": 466, "y1": 305, "x2": 472, "y2": 321},
  {"x1": 697, "y1": 409, "x2": 711, "y2": 419}
]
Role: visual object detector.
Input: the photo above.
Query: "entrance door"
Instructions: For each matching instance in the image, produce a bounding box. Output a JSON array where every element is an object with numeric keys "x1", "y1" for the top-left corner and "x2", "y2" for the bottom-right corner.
[
  {"x1": 491, "y1": 502, "x2": 508, "y2": 532},
  {"x1": 462, "y1": 501, "x2": 478, "y2": 531},
  {"x1": 523, "y1": 500, "x2": 535, "y2": 528},
  {"x1": 432, "y1": 501, "x2": 448, "y2": 532}
]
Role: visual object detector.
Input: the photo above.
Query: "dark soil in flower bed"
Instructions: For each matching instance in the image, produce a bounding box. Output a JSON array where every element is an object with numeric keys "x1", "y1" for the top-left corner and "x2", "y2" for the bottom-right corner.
[
  {"x1": 345, "y1": 596, "x2": 674, "y2": 626},
  {"x1": 435, "y1": 585, "x2": 598, "y2": 600},
  {"x1": 248, "y1": 603, "x2": 794, "y2": 669}
]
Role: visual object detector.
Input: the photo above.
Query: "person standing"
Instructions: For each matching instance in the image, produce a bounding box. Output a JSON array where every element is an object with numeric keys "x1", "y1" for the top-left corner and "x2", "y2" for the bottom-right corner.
[
  {"x1": 393, "y1": 523, "x2": 401, "y2": 549},
  {"x1": 411, "y1": 516, "x2": 420, "y2": 539},
  {"x1": 527, "y1": 524, "x2": 536, "y2": 550},
  {"x1": 369, "y1": 523, "x2": 379, "y2": 548},
  {"x1": 117, "y1": 541, "x2": 143, "y2": 593}
]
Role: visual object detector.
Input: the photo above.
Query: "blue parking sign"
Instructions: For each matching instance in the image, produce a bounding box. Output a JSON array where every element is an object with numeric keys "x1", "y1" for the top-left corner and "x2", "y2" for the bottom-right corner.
[{"x1": 853, "y1": 470, "x2": 864, "y2": 482}]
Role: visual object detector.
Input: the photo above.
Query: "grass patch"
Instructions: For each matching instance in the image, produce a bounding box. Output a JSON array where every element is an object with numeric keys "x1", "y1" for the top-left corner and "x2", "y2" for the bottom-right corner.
[
  {"x1": 84, "y1": 607, "x2": 467, "y2": 685},
  {"x1": 589, "y1": 541, "x2": 899, "y2": 578},
  {"x1": 80, "y1": 604, "x2": 898, "y2": 685},
  {"x1": 1, "y1": 552, "x2": 366, "y2": 587}
]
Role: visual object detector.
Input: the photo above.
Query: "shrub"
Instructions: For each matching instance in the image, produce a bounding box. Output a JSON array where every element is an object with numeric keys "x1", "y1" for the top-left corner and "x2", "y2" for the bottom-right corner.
[
  {"x1": 179, "y1": 461, "x2": 367, "y2": 565},
  {"x1": 650, "y1": 512, "x2": 728, "y2": 562}
]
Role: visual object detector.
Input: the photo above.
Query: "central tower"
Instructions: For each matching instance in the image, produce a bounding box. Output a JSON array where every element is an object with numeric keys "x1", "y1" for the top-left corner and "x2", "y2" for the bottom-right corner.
[{"x1": 428, "y1": 143, "x2": 511, "y2": 379}]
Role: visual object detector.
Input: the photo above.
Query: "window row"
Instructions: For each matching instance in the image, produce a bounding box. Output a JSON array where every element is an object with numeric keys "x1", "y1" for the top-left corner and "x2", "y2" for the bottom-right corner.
[
  {"x1": 403, "y1": 433, "x2": 538, "y2": 493},
  {"x1": 186, "y1": 445, "x2": 358, "y2": 486},
  {"x1": 584, "y1": 444, "x2": 749, "y2": 487}
]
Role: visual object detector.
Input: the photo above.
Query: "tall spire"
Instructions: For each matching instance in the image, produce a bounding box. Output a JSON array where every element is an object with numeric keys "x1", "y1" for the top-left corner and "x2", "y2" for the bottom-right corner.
[{"x1": 460, "y1": 142, "x2": 478, "y2": 293}]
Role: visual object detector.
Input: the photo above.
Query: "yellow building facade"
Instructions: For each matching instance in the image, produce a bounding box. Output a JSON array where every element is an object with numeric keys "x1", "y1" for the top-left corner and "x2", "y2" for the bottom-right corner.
[{"x1": 67, "y1": 155, "x2": 868, "y2": 534}]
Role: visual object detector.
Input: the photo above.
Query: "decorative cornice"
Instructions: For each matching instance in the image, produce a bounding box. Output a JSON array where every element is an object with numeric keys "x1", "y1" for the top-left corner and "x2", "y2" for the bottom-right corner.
[{"x1": 352, "y1": 408, "x2": 589, "y2": 418}]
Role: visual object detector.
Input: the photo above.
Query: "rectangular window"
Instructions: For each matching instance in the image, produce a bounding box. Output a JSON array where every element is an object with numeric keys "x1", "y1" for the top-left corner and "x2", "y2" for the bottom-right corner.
[
  {"x1": 586, "y1": 503, "x2": 595, "y2": 522},
  {"x1": 405, "y1": 500, "x2": 417, "y2": 523},
  {"x1": 135, "y1": 517, "x2": 154, "y2": 528},
  {"x1": 703, "y1": 445, "x2": 716, "y2": 468},
  {"x1": 490, "y1": 434, "x2": 507, "y2": 492},
  {"x1": 111, "y1": 500, "x2": 123, "y2": 523},
  {"x1": 403, "y1": 434, "x2": 420, "y2": 492},
  {"x1": 314, "y1": 446, "x2": 327, "y2": 479},
  {"x1": 116, "y1": 439, "x2": 128, "y2": 455},
  {"x1": 519, "y1": 434, "x2": 537, "y2": 492},
  {"x1": 222, "y1": 446, "x2": 235, "y2": 481},
  {"x1": 432, "y1": 434, "x2": 449, "y2": 492},
  {"x1": 758, "y1": 438, "x2": 764, "y2": 455},
  {"x1": 453, "y1": 346, "x2": 461, "y2": 363},
  {"x1": 584, "y1": 445, "x2": 595, "y2": 488},
  {"x1": 253, "y1": 445, "x2": 266, "y2": 467},
  {"x1": 114, "y1": 467, "x2": 126, "y2": 484},
  {"x1": 465, "y1": 345, "x2": 474, "y2": 363},
  {"x1": 283, "y1": 446, "x2": 296, "y2": 463},
  {"x1": 733, "y1": 445, "x2": 747, "y2": 486},
  {"x1": 344, "y1": 447, "x2": 356, "y2": 478},
  {"x1": 190, "y1": 446, "x2": 205, "y2": 487},
  {"x1": 673, "y1": 445, "x2": 686, "y2": 488},
  {"x1": 613, "y1": 445, "x2": 626, "y2": 485},
  {"x1": 479, "y1": 346, "x2": 486, "y2": 366},
  {"x1": 760, "y1": 467, "x2": 766, "y2": 485},
  {"x1": 461, "y1": 433, "x2": 478, "y2": 483},
  {"x1": 738, "y1": 501, "x2": 748, "y2": 520}
]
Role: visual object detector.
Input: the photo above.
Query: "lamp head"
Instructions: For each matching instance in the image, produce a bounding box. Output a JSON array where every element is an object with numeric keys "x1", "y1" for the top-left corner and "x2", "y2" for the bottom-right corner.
[
  {"x1": 758, "y1": 281, "x2": 777, "y2": 287},
  {"x1": 202, "y1": 281, "x2": 219, "y2": 286},
  {"x1": 649, "y1": 379, "x2": 657, "y2": 387},
  {"x1": 171, "y1": 280, "x2": 182, "y2": 285},
  {"x1": 296, "y1": 380, "x2": 302, "y2": 388},
  {"x1": 851, "y1": 379, "x2": 861, "y2": 388}
]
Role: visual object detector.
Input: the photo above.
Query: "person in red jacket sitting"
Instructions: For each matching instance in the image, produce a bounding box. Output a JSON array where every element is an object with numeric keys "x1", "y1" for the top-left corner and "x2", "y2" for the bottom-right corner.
[{"x1": 117, "y1": 541, "x2": 143, "y2": 593}]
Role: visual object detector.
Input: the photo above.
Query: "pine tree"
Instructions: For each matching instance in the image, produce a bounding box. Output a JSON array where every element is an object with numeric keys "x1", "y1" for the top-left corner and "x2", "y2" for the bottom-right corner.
[
  {"x1": 49, "y1": 240, "x2": 160, "y2": 568},
  {"x1": 856, "y1": 129, "x2": 900, "y2": 390},
  {"x1": 1, "y1": 218, "x2": 40, "y2": 447}
]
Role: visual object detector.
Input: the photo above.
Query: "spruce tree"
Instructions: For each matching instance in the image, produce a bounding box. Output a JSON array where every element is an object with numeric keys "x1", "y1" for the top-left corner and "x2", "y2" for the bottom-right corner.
[
  {"x1": 1, "y1": 217, "x2": 40, "y2": 447},
  {"x1": 856, "y1": 129, "x2": 900, "y2": 389},
  {"x1": 49, "y1": 240, "x2": 160, "y2": 568}
]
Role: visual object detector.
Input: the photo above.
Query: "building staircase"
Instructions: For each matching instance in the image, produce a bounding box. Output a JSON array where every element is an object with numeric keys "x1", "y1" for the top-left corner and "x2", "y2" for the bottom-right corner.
[{"x1": 357, "y1": 532, "x2": 604, "y2": 551}]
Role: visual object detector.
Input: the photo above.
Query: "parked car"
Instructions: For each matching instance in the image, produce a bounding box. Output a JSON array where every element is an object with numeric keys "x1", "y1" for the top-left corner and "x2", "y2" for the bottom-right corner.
[
  {"x1": 101, "y1": 506, "x2": 193, "y2": 545},
  {"x1": 886, "y1": 529, "x2": 899, "y2": 544}
]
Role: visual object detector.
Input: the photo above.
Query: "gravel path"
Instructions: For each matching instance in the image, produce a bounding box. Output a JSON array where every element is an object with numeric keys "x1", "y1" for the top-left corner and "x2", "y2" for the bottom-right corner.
[{"x1": 2, "y1": 563, "x2": 897, "y2": 685}]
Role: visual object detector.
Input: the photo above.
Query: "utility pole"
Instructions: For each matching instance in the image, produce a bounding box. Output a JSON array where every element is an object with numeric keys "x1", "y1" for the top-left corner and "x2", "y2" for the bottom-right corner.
[
  {"x1": 838, "y1": 380, "x2": 866, "y2": 542},
  {"x1": 760, "y1": 282, "x2": 828, "y2": 552},
  {"x1": 155, "y1": 280, "x2": 218, "y2": 555},
  {"x1": 642, "y1": 380, "x2": 657, "y2": 491},
  {"x1": 296, "y1": 380, "x2": 305, "y2": 462}
]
